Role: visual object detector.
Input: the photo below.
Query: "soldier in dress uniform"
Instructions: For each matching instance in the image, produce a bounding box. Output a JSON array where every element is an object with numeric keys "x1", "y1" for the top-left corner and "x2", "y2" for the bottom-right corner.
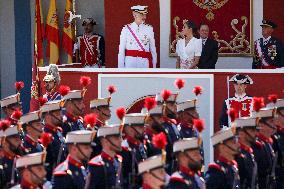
[
  {"x1": 85, "y1": 124, "x2": 123, "y2": 189},
  {"x1": 168, "y1": 138, "x2": 205, "y2": 189},
  {"x1": 20, "y1": 111, "x2": 43, "y2": 154},
  {"x1": 253, "y1": 20, "x2": 284, "y2": 69},
  {"x1": 234, "y1": 117, "x2": 259, "y2": 189},
  {"x1": 42, "y1": 64, "x2": 61, "y2": 101},
  {"x1": 61, "y1": 89, "x2": 86, "y2": 137},
  {"x1": 11, "y1": 152, "x2": 48, "y2": 189},
  {"x1": 253, "y1": 107, "x2": 278, "y2": 188},
  {"x1": 138, "y1": 155, "x2": 167, "y2": 189},
  {"x1": 205, "y1": 127, "x2": 241, "y2": 189},
  {"x1": 89, "y1": 98, "x2": 112, "y2": 157},
  {"x1": 156, "y1": 91, "x2": 182, "y2": 174},
  {"x1": 120, "y1": 113, "x2": 147, "y2": 189},
  {"x1": 0, "y1": 93, "x2": 22, "y2": 123},
  {"x1": 0, "y1": 122, "x2": 24, "y2": 188},
  {"x1": 40, "y1": 100, "x2": 67, "y2": 181},
  {"x1": 268, "y1": 98, "x2": 284, "y2": 189},
  {"x1": 74, "y1": 18, "x2": 105, "y2": 68},
  {"x1": 219, "y1": 74, "x2": 254, "y2": 128},
  {"x1": 177, "y1": 100, "x2": 199, "y2": 138},
  {"x1": 118, "y1": 5, "x2": 157, "y2": 68},
  {"x1": 52, "y1": 130, "x2": 95, "y2": 189}
]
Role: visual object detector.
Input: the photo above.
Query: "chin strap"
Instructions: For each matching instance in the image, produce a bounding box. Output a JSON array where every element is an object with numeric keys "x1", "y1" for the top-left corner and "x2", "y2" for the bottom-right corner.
[
  {"x1": 98, "y1": 108, "x2": 111, "y2": 119},
  {"x1": 106, "y1": 138, "x2": 121, "y2": 152},
  {"x1": 76, "y1": 144, "x2": 89, "y2": 162},
  {"x1": 223, "y1": 143, "x2": 239, "y2": 154},
  {"x1": 150, "y1": 171, "x2": 165, "y2": 183},
  {"x1": 27, "y1": 167, "x2": 46, "y2": 185},
  {"x1": 50, "y1": 112, "x2": 63, "y2": 125}
]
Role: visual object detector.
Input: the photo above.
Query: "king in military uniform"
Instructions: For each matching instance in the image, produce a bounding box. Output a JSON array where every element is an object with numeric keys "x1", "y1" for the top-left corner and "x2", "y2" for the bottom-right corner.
[
  {"x1": 253, "y1": 20, "x2": 284, "y2": 69},
  {"x1": 42, "y1": 64, "x2": 61, "y2": 102},
  {"x1": 118, "y1": 5, "x2": 157, "y2": 68}
]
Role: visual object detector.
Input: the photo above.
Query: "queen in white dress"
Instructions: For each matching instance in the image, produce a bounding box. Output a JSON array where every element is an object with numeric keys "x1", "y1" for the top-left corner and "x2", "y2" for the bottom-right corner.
[{"x1": 176, "y1": 20, "x2": 202, "y2": 69}]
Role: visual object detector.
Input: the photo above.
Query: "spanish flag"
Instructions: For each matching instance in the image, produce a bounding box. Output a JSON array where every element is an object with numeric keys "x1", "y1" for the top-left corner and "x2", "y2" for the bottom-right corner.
[
  {"x1": 30, "y1": 0, "x2": 44, "y2": 111},
  {"x1": 62, "y1": 0, "x2": 75, "y2": 64},
  {"x1": 46, "y1": 0, "x2": 60, "y2": 65}
]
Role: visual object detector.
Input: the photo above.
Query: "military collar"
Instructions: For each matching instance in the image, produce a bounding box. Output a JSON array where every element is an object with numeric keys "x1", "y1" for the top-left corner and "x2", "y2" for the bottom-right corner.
[
  {"x1": 6, "y1": 116, "x2": 18, "y2": 125},
  {"x1": 218, "y1": 155, "x2": 237, "y2": 167},
  {"x1": 20, "y1": 179, "x2": 38, "y2": 189},
  {"x1": 163, "y1": 117, "x2": 177, "y2": 125},
  {"x1": 132, "y1": 22, "x2": 144, "y2": 29},
  {"x1": 44, "y1": 124, "x2": 58, "y2": 133},
  {"x1": 101, "y1": 151, "x2": 115, "y2": 162},
  {"x1": 68, "y1": 155, "x2": 83, "y2": 168},
  {"x1": 3, "y1": 150, "x2": 15, "y2": 160},
  {"x1": 126, "y1": 135, "x2": 141, "y2": 147},
  {"x1": 239, "y1": 142, "x2": 253, "y2": 154},
  {"x1": 263, "y1": 36, "x2": 271, "y2": 42},
  {"x1": 142, "y1": 183, "x2": 155, "y2": 189},
  {"x1": 276, "y1": 125, "x2": 284, "y2": 133},
  {"x1": 24, "y1": 135, "x2": 37, "y2": 147},
  {"x1": 179, "y1": 165, "x2": 195, "y2": 177},
  {"x1": 65, "y1": 112, "x2": 79, "y2": 122},
  {"x1": 96, "y1": 119, "x2": 104, "y2": 127},
  {"x1": 257, "y1": 133, "x2": 273, "y2": 144}
]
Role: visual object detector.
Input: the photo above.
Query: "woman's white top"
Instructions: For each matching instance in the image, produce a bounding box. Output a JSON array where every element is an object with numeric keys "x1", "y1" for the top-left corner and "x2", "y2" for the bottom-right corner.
[{"x1": 176, "y1": 37, "x2": 202, "y2": 69}]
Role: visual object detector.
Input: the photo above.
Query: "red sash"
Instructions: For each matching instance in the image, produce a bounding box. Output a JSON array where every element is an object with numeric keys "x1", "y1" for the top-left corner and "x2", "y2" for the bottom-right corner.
[
  {"x1": 126, "y1": 25, "x2": 153, "y2": 68},
  {"x1": 80, "y1": 35, "x2": 99, "y2": 66}
]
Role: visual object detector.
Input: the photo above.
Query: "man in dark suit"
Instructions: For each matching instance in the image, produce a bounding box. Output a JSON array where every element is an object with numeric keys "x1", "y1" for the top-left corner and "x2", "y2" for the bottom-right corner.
[{"x1": 198, "y1": 23, "x2": 219, "y2": 69}]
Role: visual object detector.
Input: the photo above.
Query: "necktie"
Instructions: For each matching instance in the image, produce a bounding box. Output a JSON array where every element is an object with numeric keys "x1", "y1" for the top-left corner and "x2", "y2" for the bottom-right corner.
[{"x1": 202, "y1": 39, "x2": 206, "y2": 49}]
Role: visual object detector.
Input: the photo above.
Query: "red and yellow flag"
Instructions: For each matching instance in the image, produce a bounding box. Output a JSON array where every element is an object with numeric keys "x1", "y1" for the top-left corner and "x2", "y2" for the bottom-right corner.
[
  {"x1": 62, "y1": 0, "x2": 75, "y2": 64},
  {"x1": 46, "y1": 0, "x2": 60, "y2": 65},
  {"x1": 30, "y1": 0, "x2": 44, "y2": 111}
]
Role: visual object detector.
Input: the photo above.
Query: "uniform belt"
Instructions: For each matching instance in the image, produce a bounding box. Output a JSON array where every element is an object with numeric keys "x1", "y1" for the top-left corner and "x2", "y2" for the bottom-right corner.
[{"x1": 125, "y1": 50, "x2": 153, "y2": 68}]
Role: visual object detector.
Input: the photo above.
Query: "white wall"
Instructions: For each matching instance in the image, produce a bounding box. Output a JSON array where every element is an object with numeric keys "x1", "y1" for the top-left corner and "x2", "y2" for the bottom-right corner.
[
  {"x1": 0, "y1": 0, "x2": 16, "y2": 99},
  {"x1": 160, "y1": 0, "x2": 263, "y2": 69}
]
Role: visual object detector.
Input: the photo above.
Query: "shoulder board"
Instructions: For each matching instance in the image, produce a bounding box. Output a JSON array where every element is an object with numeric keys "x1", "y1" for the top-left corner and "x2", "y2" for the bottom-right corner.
[
  {"x1": 122, "y1": 146, "x2": 130, "y2": 152},
  {"x1": 116, "y1": 154, "x2": 123, "y2": 162},
  {"x1": 255, "y1": 140, "x2": 264, "y2": 148},
  {"x1": 170, "y1": 172, "x2": 185, "y2": 183},
  {"x1": 56, "y1": 127, "x2": 63, "y2": 133},
  {"x1": 53, "y1": 161, "x2": 69, "y2": 176},
  {"x1": 208, "y1": 163, "x2": 224, "y2": 173},
  {"x1": 89, "y1": 155, "x2": 104, "y2": 166}
]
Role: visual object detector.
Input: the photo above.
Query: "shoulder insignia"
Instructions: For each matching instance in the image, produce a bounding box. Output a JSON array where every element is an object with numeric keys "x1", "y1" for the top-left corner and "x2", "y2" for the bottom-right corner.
[
  {"x1": 208, "y1": 163, "x2": 225, "y2": 173},
  {"x1": 170, "y1": 172, "x2": 185, "y2": 183},
  {"x1": 89, "y1": 155, "x2": 104, "y2": 166},
  {"x1": 255, "y1": 140, "x2": 264, "y2": 148},
  {"x1": 53, "y1": 161, "x2": 69, "y2": 176},
  {"x1": 56, "y1": 127, "x2": 63, "y2": 133},
  {"x1": 116, "y1": 154, "x2": 123, "y2": 162}
]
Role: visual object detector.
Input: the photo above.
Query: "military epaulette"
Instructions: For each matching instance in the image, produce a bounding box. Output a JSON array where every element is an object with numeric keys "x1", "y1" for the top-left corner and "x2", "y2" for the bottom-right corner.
[
  {"x1": 116, "y1": 154, "x2": 123, "y2": 162},
  {"x1": 170, "y1": 172, "x2": 186, "y2": 184},
  {"x1": 53, "y1": 161, "x2": 70, "y2": 176},
  {"x1": 208, "y1": 163, "x2": 225, "y2": 173},
  {"x1": 89, "y1": 155, "x2": 105, "y2": 166},
  {"x1": 255, "y1": 140, "x2": 264, "y2": 149},
  {"x1": 122, "y1": 146, "x2": 130, "y2": 152},
  {"x1": 78, "y1": 116, "x2": 83, "y2": 123}
]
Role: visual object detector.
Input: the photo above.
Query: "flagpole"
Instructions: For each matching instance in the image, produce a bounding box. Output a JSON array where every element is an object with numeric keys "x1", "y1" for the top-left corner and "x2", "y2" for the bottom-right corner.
[{"x1": 73, "y1": 0, "x2": 77, "y2": 38}]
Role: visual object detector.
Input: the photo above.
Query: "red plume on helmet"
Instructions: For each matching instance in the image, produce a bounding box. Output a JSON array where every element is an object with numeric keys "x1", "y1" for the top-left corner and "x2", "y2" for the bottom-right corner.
[
  {"x1": 253, "y1": 97, "x2": 265, "y2": 112},
  {"x1": 268, "y1": 94, "x2": 278, "y2": 104},
  {"x1": 227, "y1": 108, "x2": 237, "y2": 122},
  {"x1": 161, "y1": 89, "x2": 172, "y2": 102},
  {"x1": 39, "y1": 132, "x2": 53, "y2": 148},
  {"x1": 38, "y1": 97, "x2": 48, "y2": 107},
  {"x1": 107, "y1": 85, "x2": 117, "y2": 95},
  {"x1": 11, "y1": 110, "x2": 23, "y2": 120},
  {"x1": 144, "y1": 97, "x2": 157, "y2": 111},
  {"x1": 193, "y1": 86, "x2": 203, "y2": 96},
  {"x1": 116, "y1": 107, "x2": 126, "y2": 121},
  {"x1": 59, "y1": 85, "x2": 70, "y2": 96},
  {"x1": 174, "y1": 79, "x2": 185, "y2": 90},
  {"x1": 84, "y1": 113, "x2": 97, "y2": 129},
  {"x1": 15, "y1": 81, "x2": 24, "y2": 92},
  {"x1": 152, "y1": 132, "x2": 168, "y2": 150},
  {"x1": 0, "y1": 120, "x2": 11, "y2": 131},
  {"x1": 193, "y1": 119, "x2": 205, "y2": 133},
  {"x1": 80, "y1": 76, "x2": 91, "y2": 88}
]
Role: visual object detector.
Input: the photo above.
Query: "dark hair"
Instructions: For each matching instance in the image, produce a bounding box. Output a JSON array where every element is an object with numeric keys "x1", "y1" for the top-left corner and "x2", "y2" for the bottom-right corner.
[
  {"x1": 199, "y1": 22, "x2": 209, "y2": 29},
  {"x1": 184, "y1": 20, "x2": 198, "y2": 38}
]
